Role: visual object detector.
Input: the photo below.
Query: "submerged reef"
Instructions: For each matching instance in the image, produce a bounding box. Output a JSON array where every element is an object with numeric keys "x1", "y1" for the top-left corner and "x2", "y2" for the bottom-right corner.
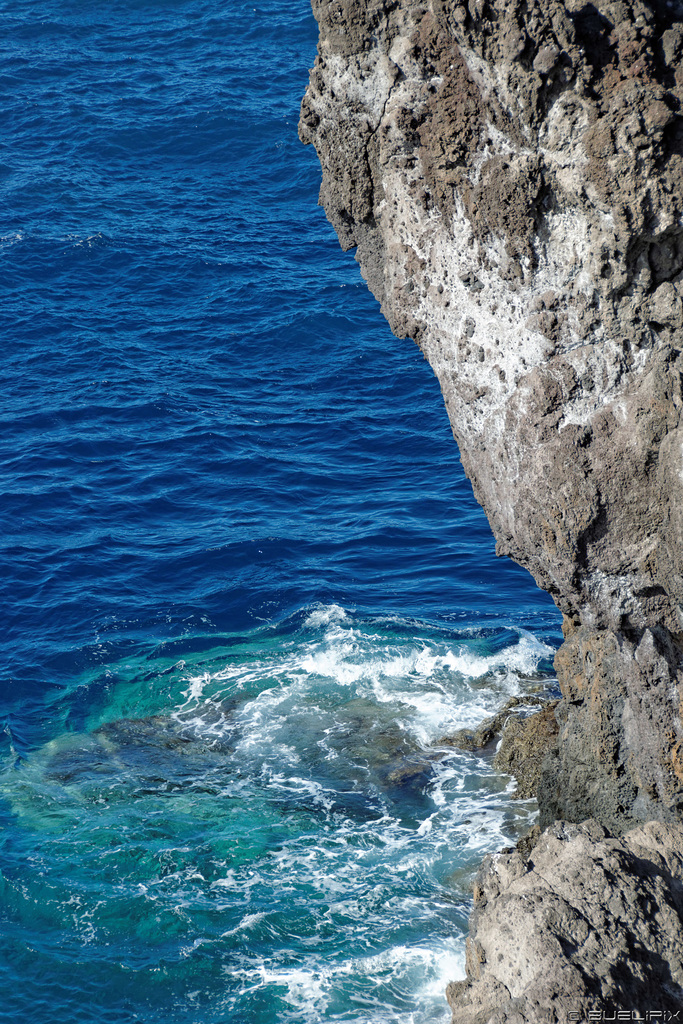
[{"x1": 300, "y1": 0, "x2": 683, "y2": 1015}]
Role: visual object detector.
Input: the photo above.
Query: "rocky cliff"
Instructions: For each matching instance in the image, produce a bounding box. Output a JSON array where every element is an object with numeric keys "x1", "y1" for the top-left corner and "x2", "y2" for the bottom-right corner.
[
  {"x1": 300, "y1": 0, "x2": 683, "y2": 1015},
  {"x1": 300, "y1": 0, "x2": 683, "y2": 834},
  {"x1": 448, "y1": 819, "x2": 683, "y2": 1018}
]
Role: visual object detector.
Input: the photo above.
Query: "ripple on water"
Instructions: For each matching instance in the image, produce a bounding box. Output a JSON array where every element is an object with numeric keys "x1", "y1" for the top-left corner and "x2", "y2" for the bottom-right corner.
[
  {"x1": 0, "y1": 606, "x2": 554, "y2": 1023},
  {"x1": 1, "y1": 0, "x2": 561, "y2": 1020}
]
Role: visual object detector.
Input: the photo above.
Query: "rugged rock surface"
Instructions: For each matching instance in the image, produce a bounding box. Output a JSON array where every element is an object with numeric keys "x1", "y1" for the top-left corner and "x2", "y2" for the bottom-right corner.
[
  {"x1": 439, "y1": 693, "x2": 561, "y2": 798},
  {"x1": 300, "y1": 0, "x2": 683, "y2": 1015},
  {"x1": 300, "y1": 0, "x2": 683, "y2": 831},
  {"x1": 446, "y1": 819, "x2": 683, "y2": 1021},
  {"x1": 493, "y1": 702, "x2": 560, "y2": 799},
  {"x1": 439, "y1": 693, "x2": 553, "y2": 752}
]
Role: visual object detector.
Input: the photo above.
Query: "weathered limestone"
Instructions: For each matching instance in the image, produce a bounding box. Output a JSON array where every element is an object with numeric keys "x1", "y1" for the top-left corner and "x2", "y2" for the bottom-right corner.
[
  {"x1": 447, "y1": 819, "x2": 683, "y2": 1020},
  {"x1": 300, "y1": 0, "x2": 683, "y2": 1015},
  {"x1": 300, "y1": 0, "x2": 683, "y2": 833}
]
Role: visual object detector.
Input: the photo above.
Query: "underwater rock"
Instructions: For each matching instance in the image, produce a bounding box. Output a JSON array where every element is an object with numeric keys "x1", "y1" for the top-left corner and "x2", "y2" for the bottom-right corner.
[
  {"x1": 44, "y1": 709, "x2": 236, "y2": 794},
  {"x1": 384, "y1": 750, "x2": 445, "y2": 785}
]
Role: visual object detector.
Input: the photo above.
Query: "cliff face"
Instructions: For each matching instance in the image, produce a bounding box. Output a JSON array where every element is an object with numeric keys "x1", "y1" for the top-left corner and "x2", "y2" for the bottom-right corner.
[{"x1": 300, "y1": 0, "x2": 683, "y2": 835}]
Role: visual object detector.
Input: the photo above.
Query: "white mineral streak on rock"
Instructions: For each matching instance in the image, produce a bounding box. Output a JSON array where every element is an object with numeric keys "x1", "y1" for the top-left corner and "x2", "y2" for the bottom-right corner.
[
  {"x1": 301, "y1": 0, "x2": 683, "y2": 1014},
  {"x1": 301, "y1": 0, "x2": 683, "y2": 831}
]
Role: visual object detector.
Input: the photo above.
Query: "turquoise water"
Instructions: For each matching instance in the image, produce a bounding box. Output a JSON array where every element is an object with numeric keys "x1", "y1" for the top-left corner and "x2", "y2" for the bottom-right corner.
[
  {"x1": 0, "y1": 0, "x2": 561, "y2": 1020},
  {"x1": 1, "y1": 609, "x2": 555, "y2": 1022}
]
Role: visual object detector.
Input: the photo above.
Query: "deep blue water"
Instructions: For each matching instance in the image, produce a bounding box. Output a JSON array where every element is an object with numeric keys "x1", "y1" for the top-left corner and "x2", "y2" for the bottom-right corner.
[{"x1": 0, "y1": 2, "x2": 561, "y2": 1021}]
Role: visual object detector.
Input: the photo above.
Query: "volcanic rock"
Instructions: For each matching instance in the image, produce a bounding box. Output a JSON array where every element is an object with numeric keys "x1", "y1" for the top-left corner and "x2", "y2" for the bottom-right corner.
[
  {"x1": 447, "y1": 819, "x2": 683, "y2": 1021},
  {"x1": 300, "y1": 0, "x2": 683, "y2": 1015},
  {"x1": 300, "y1": 0, "x2": 683, "y2": 832}
]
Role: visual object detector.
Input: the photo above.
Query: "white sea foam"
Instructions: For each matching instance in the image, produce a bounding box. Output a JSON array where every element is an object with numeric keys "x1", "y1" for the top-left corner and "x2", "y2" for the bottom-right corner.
[
  {"x1": 177, "y1": 612, "x2": 555, "y2": 774},
  {"x1": 179, "y1": 608, "x2": 554, "y2": 725},
  {"x1": 229, "y1": 939, "x2": 467, "y2": 1023},
  {"x1": 418, "y1": 944, "x2": 468, "y2": 996},
  {"x1": 154, "y1": 608, "x2": 549, "y2": 1022},
  {"x1": 303, "y1": 602, "x2": 349, "y2": 627},
  {"x1": 416, "y1": 811, "x2": 438, "y2": 835},
  {"x1": 234, "y1": 964, "x2": 331, "y2": 1016},
  {"x1": 61, "y1": 231, "x2": 107, "y2": 248},
  {"x1": 220, "y1": 911, "x2": 267, "y2": 938},
  {"x1": 0, "y1": 231, "x2": 23, "y2": 248},
  {"x1": 265, "y1": 774, "x2": 336, "y2": 813},
  {"x1": 296, "y1": 623, "x2": 552, "y2": 690},
  {"x1": 182, "y1": 671, "x2": 213, "y2": 705}
]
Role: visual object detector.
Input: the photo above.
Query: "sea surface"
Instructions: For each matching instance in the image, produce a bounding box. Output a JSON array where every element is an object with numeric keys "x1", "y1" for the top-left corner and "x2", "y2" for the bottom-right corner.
[{"x1": 0, "y1": 2, "x2": 562, "y2": 1021}]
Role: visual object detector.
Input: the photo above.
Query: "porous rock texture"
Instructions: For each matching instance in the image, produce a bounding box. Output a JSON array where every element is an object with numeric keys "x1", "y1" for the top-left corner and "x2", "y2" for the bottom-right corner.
[
  {"x1": 447, "y1": 819, "x2": 683, "y2": 1021},
  {"x1": 438, "y1": 693, "x2": 561, "y2": 798},
  {"x1": 300, "y1": 0, "x2": 683, "y2": 1015},
  {"x1": 299, "y1": 0, "x2": 683, "y2": 834}
]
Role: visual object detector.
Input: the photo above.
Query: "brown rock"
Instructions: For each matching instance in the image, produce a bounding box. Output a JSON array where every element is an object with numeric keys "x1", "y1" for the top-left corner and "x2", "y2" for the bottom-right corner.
[
  {"x1": 438, "y1": 694, "x2": 552, "y2": 754},
  {"x1": 301, "y1": 0, "x2": 683, "y2": 834},
  {"x1": 493, "y1": 702, "x2": 559, "y2": 799}
]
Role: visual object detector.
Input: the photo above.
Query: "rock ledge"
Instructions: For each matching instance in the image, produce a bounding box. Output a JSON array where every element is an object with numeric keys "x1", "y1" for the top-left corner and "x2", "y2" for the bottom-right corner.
[{"x1": 448, "y1": 819, "x2": 683, "y2": 1022}]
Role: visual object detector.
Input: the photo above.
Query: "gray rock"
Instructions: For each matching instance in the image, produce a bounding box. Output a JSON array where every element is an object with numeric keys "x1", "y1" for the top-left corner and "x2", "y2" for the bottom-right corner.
[
  {"x1": 300, "y1": 0, "x2": 683, "y2": 831},
  {"x1": 300, "y1": 1, "x2": 683, "y2": 1014},
  {"x1": 447, "y1": 819, "x2": 683, "y2": 1021}
]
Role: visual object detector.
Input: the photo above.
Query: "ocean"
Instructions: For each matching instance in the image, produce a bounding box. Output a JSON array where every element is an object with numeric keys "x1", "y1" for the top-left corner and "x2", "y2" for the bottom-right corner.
[{"x1": 0, "y1": 1, "x2": 561, "y2": 1021}]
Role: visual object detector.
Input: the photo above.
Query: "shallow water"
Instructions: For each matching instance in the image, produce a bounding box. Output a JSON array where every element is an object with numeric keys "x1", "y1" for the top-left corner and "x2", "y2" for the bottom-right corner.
[
  {"x1": 1, "y1": 607, "x2": 557, "y2": 1023},
  {"x1": 1, "y1": 1, "x2": 561, "y2": 1021}
]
